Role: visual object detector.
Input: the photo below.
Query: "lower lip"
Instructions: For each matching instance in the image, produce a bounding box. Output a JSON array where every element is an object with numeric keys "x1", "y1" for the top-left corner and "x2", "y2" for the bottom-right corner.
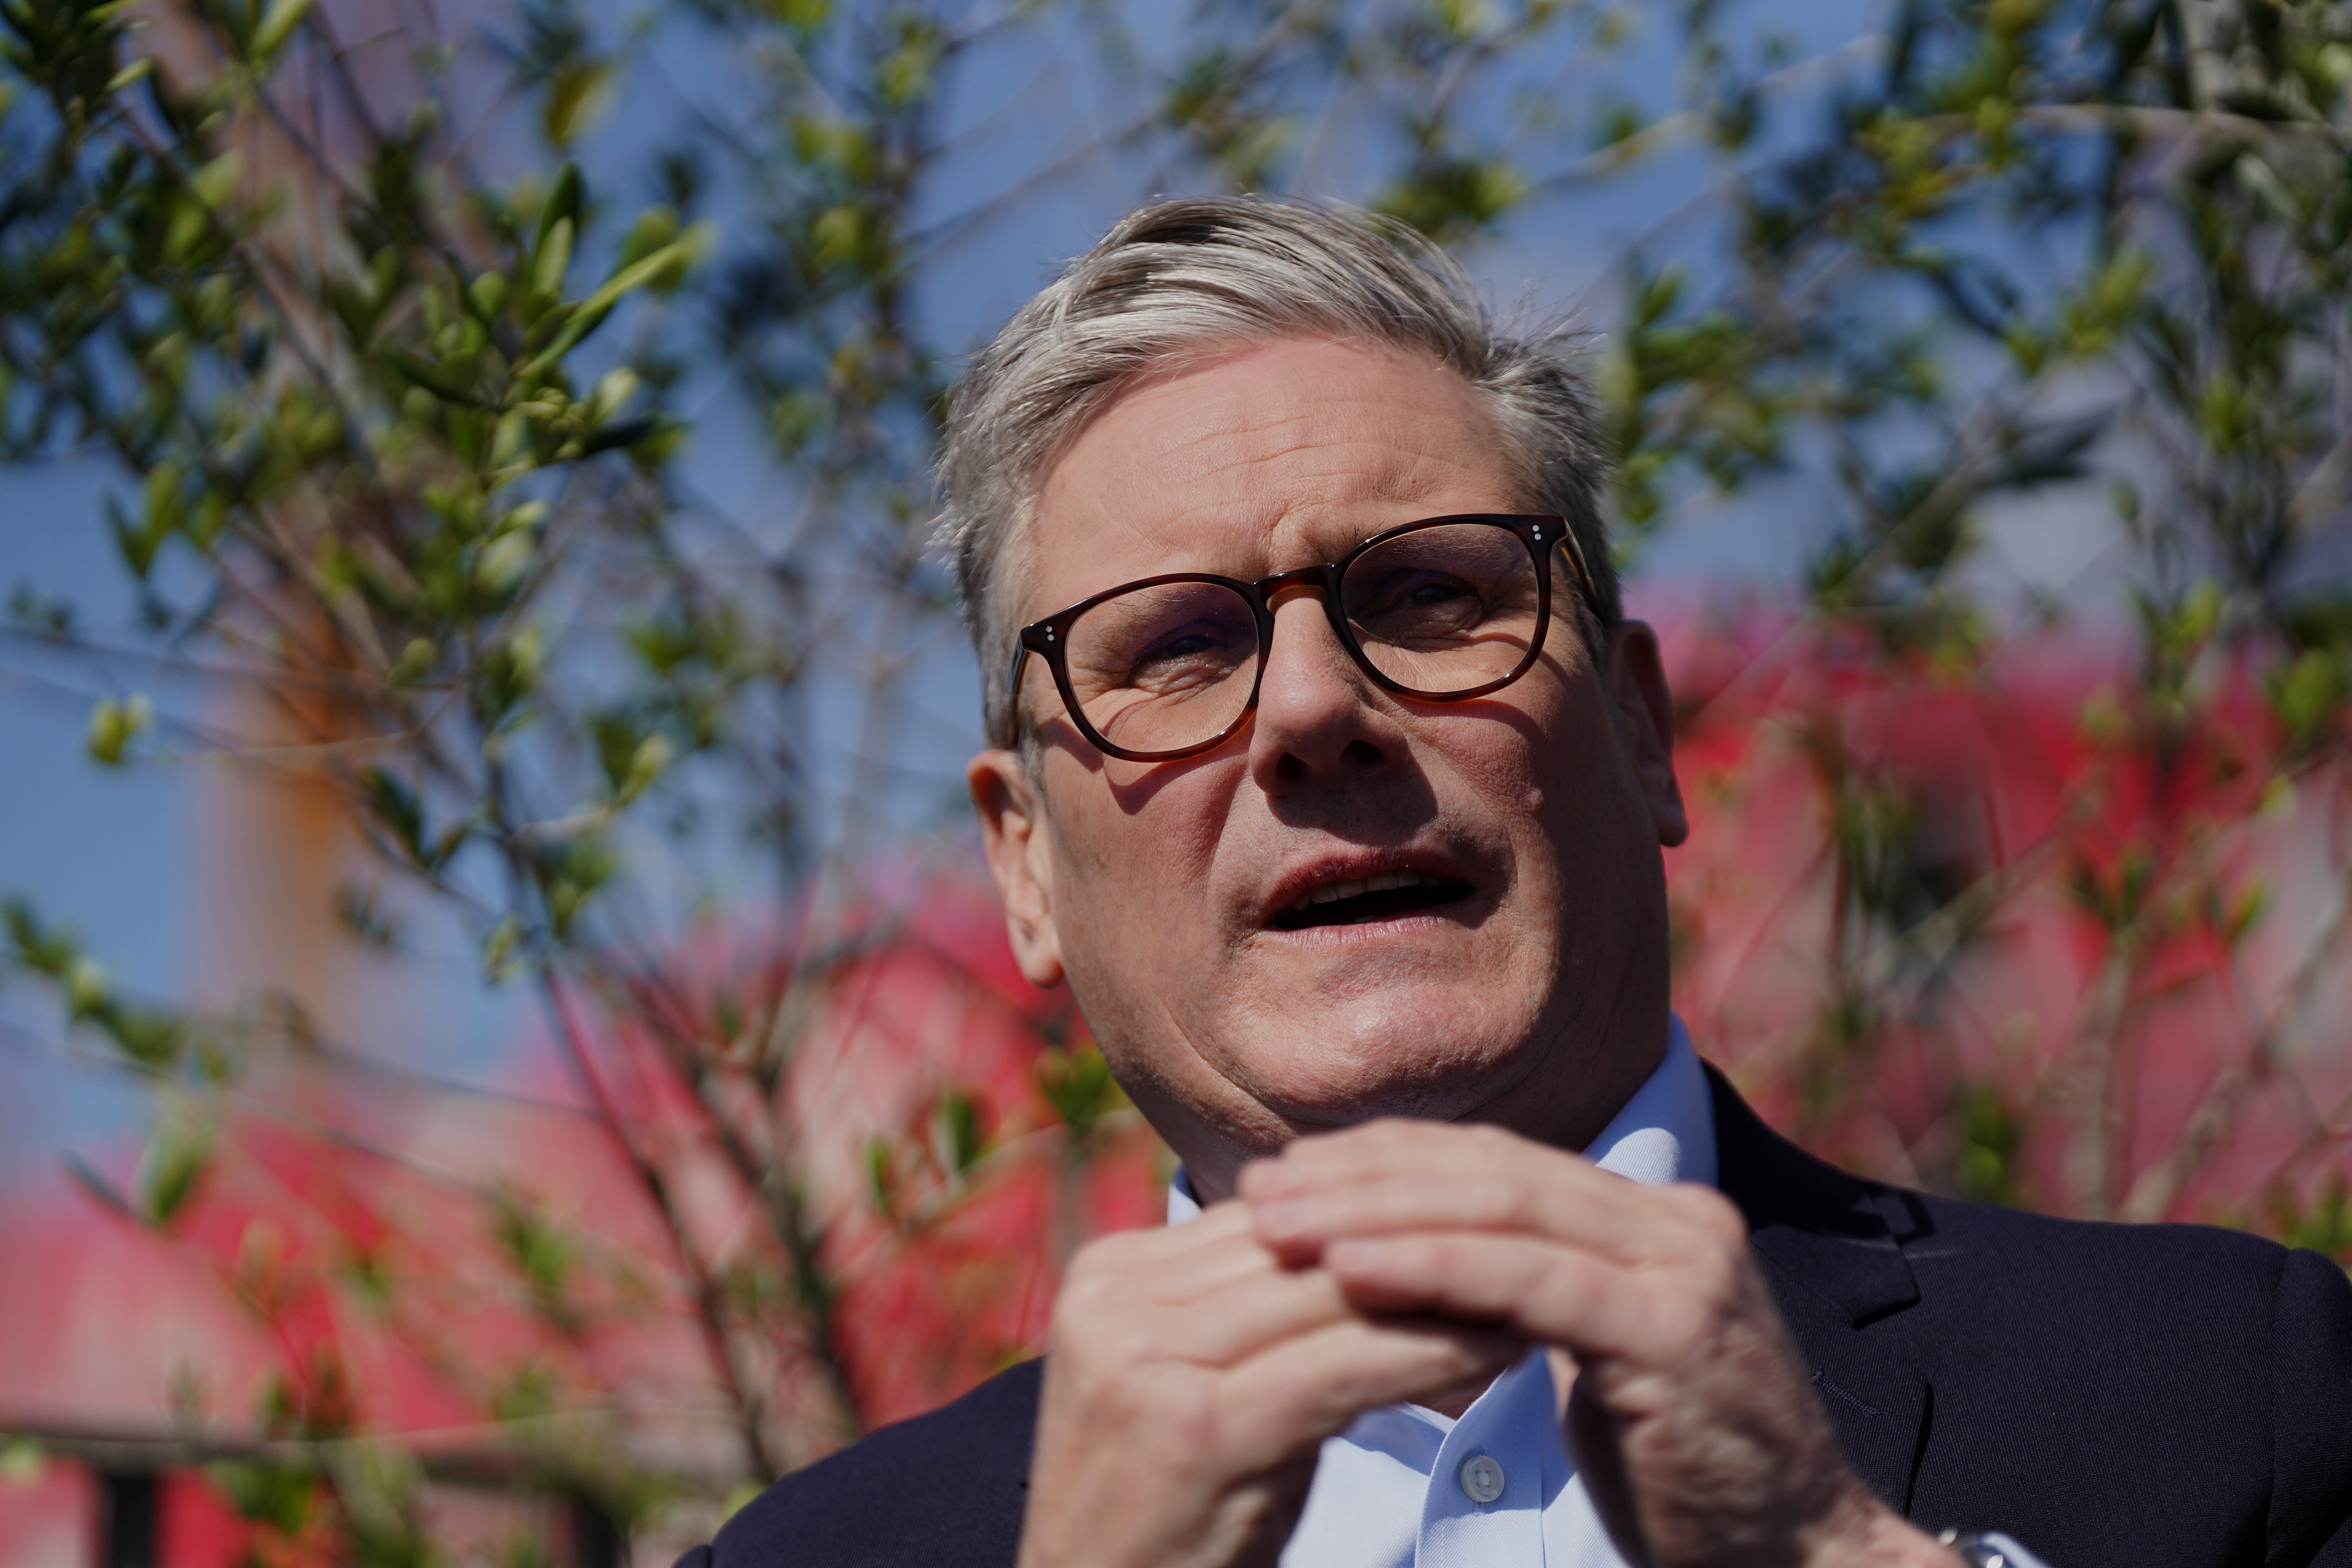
[{"x1": 1255, "y1": 907, "x2": 1472, "y2": 946}]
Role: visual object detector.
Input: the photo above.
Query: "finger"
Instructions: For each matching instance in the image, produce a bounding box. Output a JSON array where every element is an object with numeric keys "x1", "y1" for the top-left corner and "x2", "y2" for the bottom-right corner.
[
  {"x1": 1244, "y1": 1117, "x2": 1547, "y2": 1189},
  {"x1": 1120, "y1": 1204, "x2": 1304, "y2": 1301},
  {"x1": 1077, "y1": 1196, "x2": 1254, "y2": 1267},
  {"x1": 1317, "y1": 1231, "x2": 1675, "y2": 1362},
  {"x1": 1083, "y1": 1200, "x2": 1311, "y2": 1307},
  {"x1": 1244, "y1": 1118, "x2": 1611, "y2": 1207},
  {"x1": 1215, "y1": 1315, "x2": 1526, "y2": 1470},
  {"x1": 1148, "y1": 1263, "x2": 1370, "y2": 1367},
  {"x1": 1062, "y1": 1209, "x2": 1374, "y2": 1367},
  {"x1": 1241, "y1": 1125, "x2": 1674, "y2": 1261}
]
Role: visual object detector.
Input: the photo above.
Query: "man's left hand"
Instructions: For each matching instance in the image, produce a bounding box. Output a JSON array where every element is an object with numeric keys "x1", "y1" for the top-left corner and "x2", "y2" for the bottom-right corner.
[{"x1": 1238, "y1": 1119, "x2": 1958, "y2": 1568}]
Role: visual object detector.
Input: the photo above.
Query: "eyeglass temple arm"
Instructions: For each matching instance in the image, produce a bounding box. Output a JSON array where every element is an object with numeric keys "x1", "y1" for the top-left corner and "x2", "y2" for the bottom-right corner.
[
  {"x1": 999, "y1": 643, "x2": 1031, "y2": 748},
  {"x1": 1551, "y1": 521, "x2": 1606, "y2": 622}
]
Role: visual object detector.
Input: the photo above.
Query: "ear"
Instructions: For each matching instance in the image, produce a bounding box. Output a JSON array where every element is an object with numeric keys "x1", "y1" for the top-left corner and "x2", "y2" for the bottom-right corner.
[
  {"x1": 968, "y1": 748, "x2": 1068, "y2": 988},
  {"x1": 1602, "y1": 620, "x2": 1689, "y2": 849}
]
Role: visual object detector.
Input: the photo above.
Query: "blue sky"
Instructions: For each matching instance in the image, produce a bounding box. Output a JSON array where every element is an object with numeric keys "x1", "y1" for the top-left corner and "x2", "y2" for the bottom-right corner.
[{"x1": 4, "y1": 0, "x2": 2127, "y2": 1183}]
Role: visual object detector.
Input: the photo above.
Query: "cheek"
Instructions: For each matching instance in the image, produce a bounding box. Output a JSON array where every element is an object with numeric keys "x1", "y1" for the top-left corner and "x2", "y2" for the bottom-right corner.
[
  {"x1": 1047, "y1": 766, "x2": 1232, "y2": 965},
  {"x1": 1419, "y1": 698, "x2": 1572, "y2": 838},
  {"x1": 1427, "y1": 686, "x2": 1641, "y2": 900}
]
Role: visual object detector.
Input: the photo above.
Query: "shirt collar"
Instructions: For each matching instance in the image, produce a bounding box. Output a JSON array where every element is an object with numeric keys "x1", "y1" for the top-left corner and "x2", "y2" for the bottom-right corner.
[{"x1": 1167, "y1": 1013, "x2": 1716, "y2": 1223}]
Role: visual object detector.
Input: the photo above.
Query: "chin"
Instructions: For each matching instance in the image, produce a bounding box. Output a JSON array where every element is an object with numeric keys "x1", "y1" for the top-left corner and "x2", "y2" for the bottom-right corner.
[{"x1": 1221, "y1": 995, "x2": 1543, "y2": 1129}]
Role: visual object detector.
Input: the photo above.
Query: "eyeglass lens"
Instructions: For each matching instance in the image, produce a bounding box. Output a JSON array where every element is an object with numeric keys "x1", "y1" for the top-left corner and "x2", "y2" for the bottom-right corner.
[
  {"x1": 1062, "y1": 580, "x2": 1261, "y2": 756},
  {"x1": 1057, "y1": 521, "x2": 1542, "y2": 757}
]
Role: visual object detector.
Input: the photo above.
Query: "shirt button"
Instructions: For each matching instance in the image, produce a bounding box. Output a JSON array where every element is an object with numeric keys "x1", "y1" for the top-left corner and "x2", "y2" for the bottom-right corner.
[{"x1": 1458, "y1": 1454, "x2": 1506, "y2": 1505}]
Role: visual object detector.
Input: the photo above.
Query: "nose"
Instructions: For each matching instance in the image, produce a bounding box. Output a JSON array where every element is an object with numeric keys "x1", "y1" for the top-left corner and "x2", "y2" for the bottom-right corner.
[{"x1": 1245, "y1": 588, "x2": 1406, "y2": 793}]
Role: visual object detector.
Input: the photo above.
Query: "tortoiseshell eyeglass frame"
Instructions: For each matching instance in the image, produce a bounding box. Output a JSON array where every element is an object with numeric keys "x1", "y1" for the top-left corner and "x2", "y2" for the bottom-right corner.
[{"x1": 998, "y1": 512, "x2": 1608, "y2": 763}]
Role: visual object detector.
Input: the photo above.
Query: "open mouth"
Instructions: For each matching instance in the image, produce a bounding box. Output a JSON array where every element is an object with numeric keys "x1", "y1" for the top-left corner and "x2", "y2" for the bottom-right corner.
[{"x1": 1267, "y1": 869, "x2": 1475, "y2": 931}]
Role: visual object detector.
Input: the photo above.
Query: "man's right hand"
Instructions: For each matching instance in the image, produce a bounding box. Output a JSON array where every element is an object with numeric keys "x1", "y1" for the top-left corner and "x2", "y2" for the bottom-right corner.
[{"x1": 1016, "y1": 1200, "x2": 1525, "y2": 1568}]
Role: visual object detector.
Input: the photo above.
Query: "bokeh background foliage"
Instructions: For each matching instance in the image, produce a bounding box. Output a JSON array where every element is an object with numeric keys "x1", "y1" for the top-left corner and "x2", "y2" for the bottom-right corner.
[{"x1": 3, "y1": 0, "x2": 2352, "y2": 1560}]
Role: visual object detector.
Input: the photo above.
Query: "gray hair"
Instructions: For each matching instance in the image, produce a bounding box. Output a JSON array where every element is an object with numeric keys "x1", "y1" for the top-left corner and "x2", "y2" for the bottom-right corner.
[{"x1": 933, "y1": 195, "x2": 1619, "y2": 747}]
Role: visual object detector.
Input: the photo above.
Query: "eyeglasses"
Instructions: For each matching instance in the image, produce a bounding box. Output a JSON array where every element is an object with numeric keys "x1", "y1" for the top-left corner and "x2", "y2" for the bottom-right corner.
[{"x1": 1002, "y1": 514, "x2": 1606, "y2": 762}]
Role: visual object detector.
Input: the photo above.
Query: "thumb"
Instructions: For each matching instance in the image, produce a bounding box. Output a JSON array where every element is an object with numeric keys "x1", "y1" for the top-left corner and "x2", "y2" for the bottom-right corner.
[{"x1": 1565, "y1": 1361, "x2": 1652, "y2": 1568}]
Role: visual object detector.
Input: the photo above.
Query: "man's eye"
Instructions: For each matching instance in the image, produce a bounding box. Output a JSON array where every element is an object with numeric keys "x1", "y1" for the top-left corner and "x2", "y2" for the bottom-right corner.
[
  {"x1": 1123, "y1": 631, "x2": 1237, "y2": 690},
  {"x1": 1365, "y1": 577, "x2": 1480, "y2": 619},
  {"x1": 1138, "y1": 632, "x2": 1213, "y2": 666}
]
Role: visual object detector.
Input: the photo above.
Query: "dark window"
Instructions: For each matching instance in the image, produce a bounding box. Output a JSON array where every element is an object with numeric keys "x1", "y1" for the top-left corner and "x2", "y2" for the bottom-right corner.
[
  {"x1": 99, "y1": 1472, "x2": 156, "y2": 1568},
  {"x1": 573, "y1": 1495, "x2": 621, "y2": 1568}
]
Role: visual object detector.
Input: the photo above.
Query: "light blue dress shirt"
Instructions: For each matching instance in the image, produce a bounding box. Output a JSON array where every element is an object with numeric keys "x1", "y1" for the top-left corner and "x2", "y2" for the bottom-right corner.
[{"x1": 1167, "y1": 1017, "x2": 2045, "y2": 1568}]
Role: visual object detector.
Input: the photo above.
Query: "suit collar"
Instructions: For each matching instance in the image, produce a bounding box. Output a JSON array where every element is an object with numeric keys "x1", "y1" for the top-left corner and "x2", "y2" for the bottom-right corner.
[{"x1": 1708, "y1": 1062, "x2": 1923, "y2": 1323}]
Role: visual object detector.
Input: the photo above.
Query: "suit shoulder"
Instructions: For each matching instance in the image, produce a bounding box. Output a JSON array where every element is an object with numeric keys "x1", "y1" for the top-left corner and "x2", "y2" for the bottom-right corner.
[
  {"x1": 1893, "y1": 1187, "x2": 2311, "y2": 1361},
  {"x1": 1897, "y1": 1194, "x2": 2352, "y2": 1558},
  {"x1": 702, "y1": 1359, "x2": 1042, "y2": 1568},
  {"x1": 1913, "y1": 1189, "x2": 2306, "y2": 1306}
]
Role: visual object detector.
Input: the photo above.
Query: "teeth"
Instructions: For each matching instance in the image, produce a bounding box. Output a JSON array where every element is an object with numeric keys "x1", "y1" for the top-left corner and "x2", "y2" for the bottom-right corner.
[{"x1": 1286, "y1": 870, "x2": 1434, "y2": 913}]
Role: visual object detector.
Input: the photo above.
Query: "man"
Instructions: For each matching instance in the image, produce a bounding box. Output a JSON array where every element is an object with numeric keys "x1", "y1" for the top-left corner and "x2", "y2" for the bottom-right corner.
[{"x1": 681, "y1": 198, "x2": 2352, "y2": 1568}]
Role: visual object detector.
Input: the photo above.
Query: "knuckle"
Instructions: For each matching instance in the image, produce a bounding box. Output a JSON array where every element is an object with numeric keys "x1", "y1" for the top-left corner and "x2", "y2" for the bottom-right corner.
[
  {"x1": 1670, "y1": 1183, "x2": 1749, "y2": 1247},
  {"x1": 1685, "y1": 1236, "x2": 1740, "y2": 1305},
  {"x1": 1534, "y1": 1247, "x2": 1589, "y2": 1308},
  {"x1": 1162, "y1": 1376, "x2": 1224, "y2": 1443},
  {"x1": 1466, "y1": 1123, "x2": 1523, "y2": 1167},
  {"x1": 1485, "y1": 1173, "x2": 1541, "y2": 1232},
  {"x1": 1648, "y1": 1292, "x2": 1712, "y2": 1353},
  {"x1": 1057, "y1": 1256, "x2": 1109, "y2": 1305},
  {"x1": 1350, "y1": 1116, "x2": 1419, "y2": 1154},
  {"x1": 1054, "y1": 1258, "x2": 1129, "y2": 1328},
  {"x1": 1063, "y1": 1232, "x2": 1123, "y2": 1279}
]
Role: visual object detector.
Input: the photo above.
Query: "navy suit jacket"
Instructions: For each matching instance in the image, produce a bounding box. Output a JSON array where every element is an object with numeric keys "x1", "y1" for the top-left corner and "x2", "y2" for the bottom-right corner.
[{"x1": 681, "y1": 1068, "x2": 2352, "y2": 1568}]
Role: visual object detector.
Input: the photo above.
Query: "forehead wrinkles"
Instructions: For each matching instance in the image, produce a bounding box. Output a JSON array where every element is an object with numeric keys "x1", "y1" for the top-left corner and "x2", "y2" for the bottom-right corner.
[{"x1": 1022, "y1": 342, "x2": 1512, "y2": 606}]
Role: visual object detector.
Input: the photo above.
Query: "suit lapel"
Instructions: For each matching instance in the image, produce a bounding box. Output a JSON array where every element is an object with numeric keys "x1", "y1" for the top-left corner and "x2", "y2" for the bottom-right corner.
[
  {"x1": 1707, "y1": 1066, "x2": 1933, "y2": 1515},
  {"x1": 1754, "y1": 1247, "x2": 1930, "y2": 1512}
]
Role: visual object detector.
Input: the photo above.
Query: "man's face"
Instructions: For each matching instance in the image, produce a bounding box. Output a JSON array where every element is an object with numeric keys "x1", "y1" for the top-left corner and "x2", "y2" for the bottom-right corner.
[{"x1": 969, "y1": 337, "x2": 1686, "y2": 1198}]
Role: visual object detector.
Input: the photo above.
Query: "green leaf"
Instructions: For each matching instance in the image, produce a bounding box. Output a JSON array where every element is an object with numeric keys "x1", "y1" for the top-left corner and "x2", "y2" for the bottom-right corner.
[
  {"x1": 543, "y1": 59, "x2": 616, "y2": 150},
  {"x1": 480, "y1": 914, "x2": 526, "y2": 982},
  {"x1": 189, "y1": 151, "x2": 242, "y2": 211},
  {"x1": 335, "y1": 883, "x2": 405, "y2": 949},
  {"x1": 360, "y1": 767, "x2": 425, "y2": 861},
  {"x1": 2267, "y1": 648, "x2": 2347, "y2": 751},
  {"x1": 617, "y1": 732, "x2": 671, "y2": 804},
  {"x1": 617, "y1": 207, "x2": 677, "y2": 272},
  {"x1": 136, "y1": 1105, "x2": 214, "y2": 1227},
  {"x1": 3, "y1": 899, "x2": 79, "y2": 978},
  {"x1": 381, "y1": 349, "x2": 481, "y2": 405},
  {"x1": 0, "y1": 1437, "x2": 45, "y2": 1484},
  {"x1": 534, "y1": 215, "x2": 574, "y2": 297},
  {"x1": 85, "y1": 694, "x2": 152, "y2": 766},
  {"x1": 589, "y1": 367, "x2": 638, "y2": 420},
  {"x1": 491, "y1": 1189, "x2": 583, "y2": 1332},
  {"x1": 252, "y1": 0, "x2": 312, "y2": 60},
  {"x1": 514, "y1": 238, "x2": 700, "y2": 377},
  {"x1": 935, "y1": 1089, "x2": 987, "y2": 1175},
  {"x1": 866, "y1": 1135, "x2": 897, "y2": 1219},
  {"x1": 1036, "y1": 1043, "x2": 1125, "y2": 1145},
  {"x1": 466, "y1": 270, "x2": 510, "y2": 322},
  {"x1": 538, "y1": 161, "x2": 583, "y2": 250},
  {"x1": 474, "y1": 529, "x2": 534, "y2": 594},
  {"x1": 579, "y1": 414, "x2": 659, "y2": 455}
]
